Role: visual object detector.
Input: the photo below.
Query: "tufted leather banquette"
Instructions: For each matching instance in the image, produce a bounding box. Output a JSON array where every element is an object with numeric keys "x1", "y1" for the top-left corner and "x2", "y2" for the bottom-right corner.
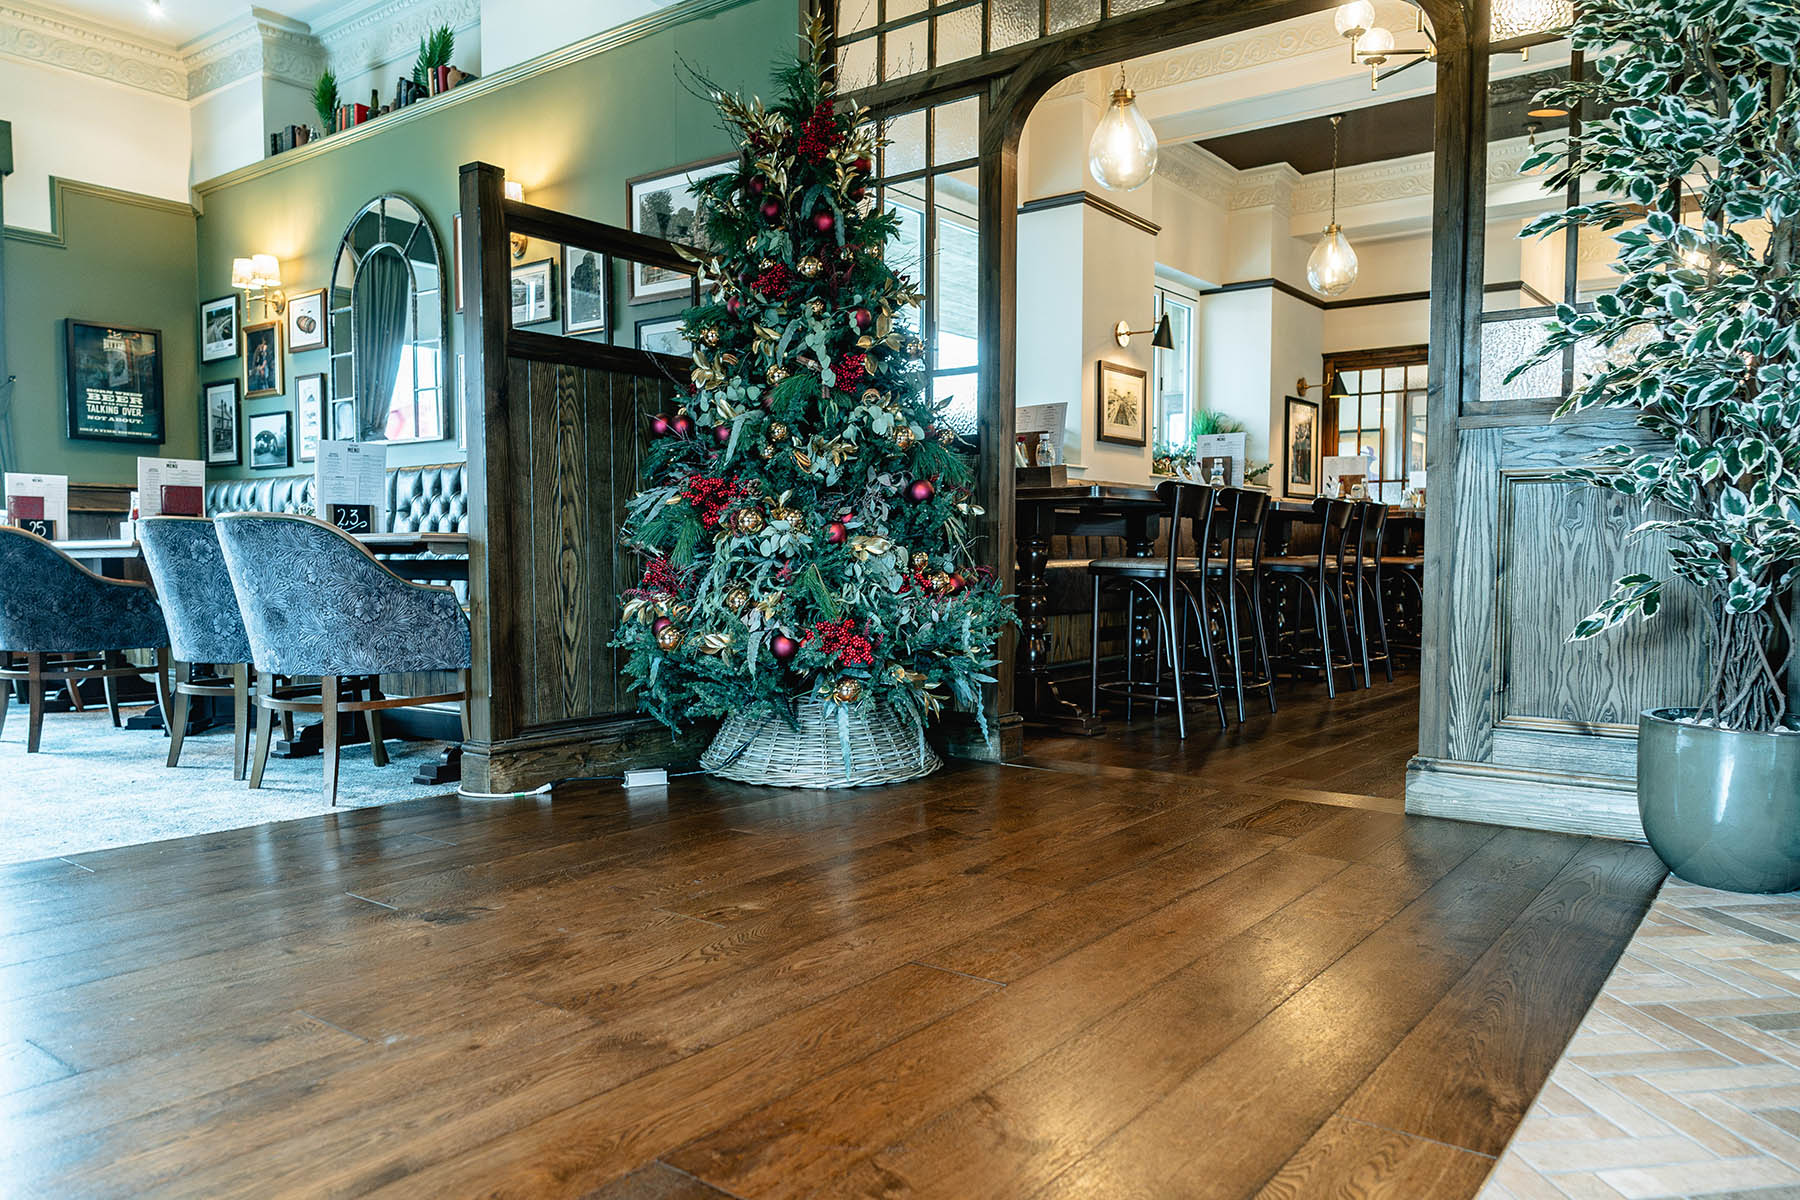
[{"x1": 205, "y1": 464, "x2": 468, "y2": 534}]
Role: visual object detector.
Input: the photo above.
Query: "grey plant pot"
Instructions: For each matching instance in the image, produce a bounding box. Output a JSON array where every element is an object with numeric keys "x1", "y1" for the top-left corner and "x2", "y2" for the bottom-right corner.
[{"x1": 1638, "y1": 708, "x2": 1800, "y2": 894}]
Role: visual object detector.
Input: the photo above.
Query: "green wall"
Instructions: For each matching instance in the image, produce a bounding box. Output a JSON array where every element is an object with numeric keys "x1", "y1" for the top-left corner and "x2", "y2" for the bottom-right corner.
[
  {"x1": 2, "y1": 185, "x2": 200, "y2": 484},
  {"x1": 194, "y1": 0, "x2": 797, "y2": 479}
]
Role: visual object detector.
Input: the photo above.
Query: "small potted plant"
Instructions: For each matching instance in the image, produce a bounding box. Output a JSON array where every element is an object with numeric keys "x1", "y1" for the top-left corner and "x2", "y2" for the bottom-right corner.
[
  {"x1": 413, "y1": 25, "x2": 457, "y2": 96},
  {"x1": 312, "y1": 70, "x2": 338, "y2": 138},
  {"x1": 1518, "y1": 0, "x2": 1800, "y2": 891}
]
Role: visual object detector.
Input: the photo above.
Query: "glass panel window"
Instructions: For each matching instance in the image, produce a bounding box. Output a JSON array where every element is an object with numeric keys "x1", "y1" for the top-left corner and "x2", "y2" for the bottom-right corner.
[
  {"x1": 1323, "y1": 348, "x2": 1429, "y2": 490},
  {"x1": 1152, "y1": 286, "x2": 1194, "y2": 446}
]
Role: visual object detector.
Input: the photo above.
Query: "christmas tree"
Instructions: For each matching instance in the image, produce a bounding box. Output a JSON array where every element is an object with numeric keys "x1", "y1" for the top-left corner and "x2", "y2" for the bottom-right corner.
[{"x1": 615, "y1": 26, "x2": 1014, "y2": 758}]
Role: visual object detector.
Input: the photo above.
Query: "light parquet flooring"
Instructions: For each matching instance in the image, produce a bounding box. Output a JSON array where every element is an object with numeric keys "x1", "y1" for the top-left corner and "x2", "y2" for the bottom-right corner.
[{"x1": 1479, "y1": 879, "x2": 1800, "y2": 1200}]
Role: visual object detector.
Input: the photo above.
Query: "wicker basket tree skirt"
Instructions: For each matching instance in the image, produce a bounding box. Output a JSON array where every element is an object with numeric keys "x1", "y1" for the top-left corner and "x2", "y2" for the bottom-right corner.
[{"x1": 699, "y1": 697, "x2": 942, "y2": 788}]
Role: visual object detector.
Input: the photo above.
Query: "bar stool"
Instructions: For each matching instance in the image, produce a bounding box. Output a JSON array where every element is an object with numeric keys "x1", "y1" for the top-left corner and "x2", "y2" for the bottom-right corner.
[
  {"x1": 0, "y1": 527, "x2": 171, "y2": 752},
  {"x1": 1350, "y1": 501, "x2": 1395, "y2": 686},
  {"x1": 138, "y1": 516, "x2": 257, "y2": 778},
  {"x1": 1086, "y1": 480, "x2": 1227, "y2": 737},
  {"x1": 1204, "y1": 487, "x2": 1277, "y2": 722},
  {"x1": 215, "y1": 514, "x2": 471, "y2": 805},
  {"x1": 1262, "y1": 497, "x2": 1358, "y2": 698}
]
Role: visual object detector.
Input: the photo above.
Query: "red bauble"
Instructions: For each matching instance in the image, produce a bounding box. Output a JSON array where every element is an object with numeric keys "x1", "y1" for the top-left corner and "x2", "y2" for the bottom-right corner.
[
  {"x1": 851, "y1": 307, "x2": 873, "y2": 332},
  {"x1": 713, "y1": 425, "x2": 732, "y2": 445},
  {"x1": 671, "y1": 415, "x2": 694, "y2": 438},
  {"x1": 853, "y1": 156, "x2": 872, "y2": 175},
  {"x1": 650, "y1": 414, "x2": 671, "y2": 437},
  {"x1": 746, "y1": 175, "x2": 766, "y2": 196},
  {"x1": 725, "y1": 295, "x2": 741, "y2": 316},
  {"x1": 770, "y1": 634, "x2": 798, "y2": 661},
  {"x1": 760, "y1": 198, "x2": 783, "y2": 223},
  {"x1": 651, "y1": 616, "x2": 672, "y2": 634},
  {"x1": 813, "y1": 211, "x2": 835, "y2": 234},
  {"x1": 825, "y1": 521, "x2": 848, "y2": 544},
  {"x1": 950, "y1": 573, "x2": 966, "y2": 592},
  {"x1": 907, "y1": 478, "x2": 935, "y2": 504}
]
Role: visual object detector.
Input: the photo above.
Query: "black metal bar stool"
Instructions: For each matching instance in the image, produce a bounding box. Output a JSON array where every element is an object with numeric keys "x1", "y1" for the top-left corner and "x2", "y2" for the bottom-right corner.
[
  {"x1": 1261, "y1": 497, "x2": 1359, "y2": 698},
  {"x1": 1350, "y1": 501, "x2": 1395, "y2": 686},
  {"x1": 1205, "y1": 486, "x2": 1278, "y2": 722}
]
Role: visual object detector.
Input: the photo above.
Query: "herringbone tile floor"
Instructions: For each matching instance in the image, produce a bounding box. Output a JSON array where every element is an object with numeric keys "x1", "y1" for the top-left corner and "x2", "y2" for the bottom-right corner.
[{"x1": 1480, "y1": 877, "x2": 1800, "y2": 1200}]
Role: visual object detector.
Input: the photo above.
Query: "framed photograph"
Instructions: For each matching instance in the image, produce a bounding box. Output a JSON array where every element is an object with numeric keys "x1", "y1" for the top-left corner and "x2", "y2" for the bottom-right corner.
[
  {"x1": 243, "y1": 320, "x2": 283, "y2": 398},
  {"x1": 202, "y1": 379, "x2": 241, "y2": 467},
  {"x1": 248, "y1": 411, "x2": 292, "y2": 471},
  {"x1": 636, "y1": 316, "x2": 693, "y2": 358},
  {"x1": 626, "y1": 159, "x2": 731, "y2": 303},
  {"x1": 286, "y1": 288, "x2": 327, "y2": 353},
  {"x1": 510, "y1": 259, "x2": 555, "y2": 327},
  {"x1": 1285, "y1": 395, "x2": 1321, "y2": 499},
  {"x1": 65, "y1": 320, "x2": 164, "y2": 444},
  {"x1": 456, "y1": 352, "x2": 467, "y2": 451},
  {"x1": 200, "y1": 295, "x2": 240, "y2": 363},
  {"x1": 1095, "y1": 360, "x2": 1148, "y2": 447},
  {"x1": 452, "y1": 212, "x2": 464, "y2": 313},
  {"x1": 332, "y1": 400, "x2": 357, "y2": 441},
  {"x1": 295, "y1": 373, "x2": 326, "y2": 463},
  {"x1": 563, "y1": 246, "x2": 608, "y2": 334}
]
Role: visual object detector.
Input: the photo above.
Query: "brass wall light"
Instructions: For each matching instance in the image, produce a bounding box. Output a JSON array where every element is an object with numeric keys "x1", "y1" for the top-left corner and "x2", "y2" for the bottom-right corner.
[
  {"x1": 231, "y1": 254, "x2": 285, "y2": 316},
  {"x1": 505, "y1": 180, "x2": 529, "y2": 258},
  {"x1": 1114, "y1": 312, "x2": 1174, "y2": 351}
]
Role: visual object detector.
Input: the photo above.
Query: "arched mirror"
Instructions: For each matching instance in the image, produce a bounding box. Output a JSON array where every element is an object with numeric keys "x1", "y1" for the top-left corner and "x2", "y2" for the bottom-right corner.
[{"x1": 328, "y1": 194, "x2": 445, "y2": 443}]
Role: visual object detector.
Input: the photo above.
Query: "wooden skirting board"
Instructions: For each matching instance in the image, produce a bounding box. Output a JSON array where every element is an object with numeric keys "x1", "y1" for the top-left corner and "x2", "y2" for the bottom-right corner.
[{"x1": 1405, "y1": 754, "x2": 1646, "y2": 842}]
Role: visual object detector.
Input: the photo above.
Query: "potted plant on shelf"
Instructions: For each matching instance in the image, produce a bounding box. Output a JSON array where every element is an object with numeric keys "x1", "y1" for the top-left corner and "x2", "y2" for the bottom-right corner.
[
  {"x1": 413, "y1": 25, "x2": 457, "y2": 96},
  {"x1": 312, "y1": 70, "x2": 337, "y2": 139},
  {"x1": 1518, "y1": 0, "x2": 1800, "y2": 891}
]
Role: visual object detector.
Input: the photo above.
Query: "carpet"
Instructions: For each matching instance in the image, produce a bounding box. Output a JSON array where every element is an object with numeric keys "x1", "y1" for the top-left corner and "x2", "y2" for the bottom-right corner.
[{"x1": 0, "y1": 702, "x2": 456, "y2": 865}]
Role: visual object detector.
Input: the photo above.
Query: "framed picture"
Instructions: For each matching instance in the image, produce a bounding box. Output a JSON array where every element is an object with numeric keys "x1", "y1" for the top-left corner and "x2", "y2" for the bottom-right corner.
[
  {"x1": 243, "y1": 320, "x2": 283, "y2": 398},
  {"x1": 452, "y1": 212, "x2": 464, "y2": 313},
  {"x1": 510, "y1": 259, "x2": 555, "y2": 327},
  {"x1": 1095, "y1": 360, "x2": 1148, "y2": 447},
  {"x1": 286, "y1": 288, "x2": 327, "y2": 353},
  {"x1": 65, "y1": 320, "x2": 164, "y2": 444},
  {"x1": 200, "y1": 295, "x2": 240, "y2": 363},
  {"x1": 1285, "y1": 395, "x2": 1320, "y2": 499},
  {"x1": 456, "y1": 352, "x2": 467, "y2": 451},
  {"x1": 248, "y1": 410, "x2": 292, "y2": 471},
  {"x1": 563, "y1": 246, "x2": 608, "y2": 334},
  {"x1": 636, "y1": 316, "x2": 692, "y2": 358},
  {"x1": 202, "y1": 379, "x2": 241, "y2": 467},
  {"x1": 626, "y1": 159, "x2": 731, "y2": 303},
  {"x1": 295, "y1": 373, "x2": 326, "y2": 463},
  {"x1": 332, "y1": 400, "x2": 357, "y2": 441}
]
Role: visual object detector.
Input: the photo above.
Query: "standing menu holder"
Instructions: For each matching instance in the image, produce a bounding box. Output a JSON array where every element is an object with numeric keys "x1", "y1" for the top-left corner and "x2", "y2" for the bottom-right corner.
[
  {"x1": 4, "y1": 473, "x2": 70, "y2": 540},
  {"x1": 315, "y1": 440, "x2": 387, "y2": 534},
  {"x1": 138, "y1": 458, "x2": 206, "y2": 517},
  {"x1": 1191, "y1": 433, "x2": 1248, "y2": 487}
]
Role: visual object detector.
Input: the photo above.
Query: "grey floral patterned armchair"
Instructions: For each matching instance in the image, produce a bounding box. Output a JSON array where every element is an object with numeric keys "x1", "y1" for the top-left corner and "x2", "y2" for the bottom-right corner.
[
  {"x1": 0, "y1": 527, "x2": 170, "y2": 753},
  {"x1": 214, "y1": 514, "x2": 469, "y2": 804}
]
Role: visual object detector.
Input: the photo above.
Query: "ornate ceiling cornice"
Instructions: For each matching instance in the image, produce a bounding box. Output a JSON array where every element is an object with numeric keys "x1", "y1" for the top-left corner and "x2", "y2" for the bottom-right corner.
[
  {"x1": 316, "y1": 0, "x2": 479, "y2": 81},
  {"x1": 0, "y1": 0, "x2": 185, "y2": 99},
  {"x1": 1155, "y1": 143, "x2": 1236, "y2": 209},
  {"x1": 185, "y1": 11, "x2": 325, "y2": 97}
]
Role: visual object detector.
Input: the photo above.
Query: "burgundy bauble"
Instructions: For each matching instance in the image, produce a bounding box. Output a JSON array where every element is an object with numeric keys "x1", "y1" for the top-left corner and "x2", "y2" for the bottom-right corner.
[
  {"x1": 813, "y1": 211, "x2": 835, "y2": 234},
  {"x1": 671, "y1": 415, "x2": 694, "y2": 438},
  {"x1": 746, "y1": 175, "x2": 766, "y2": 196},
  {"x1": 651, "y1": 616, "x2": 673, "y2": 634},
  {"x1": 713, "y1": 425, "x2": 732, "y2": 445},
  {"x1": 760, "y1": 198, "x2": 783, "y2": 223},
  {"x1": 770, "y1": 634, "x2": 798, "y2": 661},
  {"x1": 725, "y1": 295, "x2": 742, "y2": 316},
  {"x1": 851, "y1": 307, "x2": 873, "y2": 332},
  {"x1": 825, "y1": 521, "x2": 848, "y2": 544},
  {"x1": 950, "y1": 573, "x2": 966, "y2": 592},
  {"x1": 907, "y1": 479, "x2": 935, "y2": 504},
  {"x1": 650, "y1": 413, "x2": 671, "y2": 437},
  {"x1": 853, "y1": 156, "x2": 872, "y2": 175}
]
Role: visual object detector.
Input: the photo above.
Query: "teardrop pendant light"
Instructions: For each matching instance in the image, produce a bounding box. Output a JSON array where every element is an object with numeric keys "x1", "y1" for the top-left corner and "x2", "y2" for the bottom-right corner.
[
  {"x1": 1307, "y1": 114, "x2": 1360, "y2": 297},
  {"x1": 1088, "y1": 67, "x2": 1159, "y2": 192}
]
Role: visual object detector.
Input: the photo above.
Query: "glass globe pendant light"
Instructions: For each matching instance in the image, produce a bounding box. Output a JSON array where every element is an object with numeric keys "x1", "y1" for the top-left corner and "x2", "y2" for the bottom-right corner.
[
  {"x1": 1088, "y1": 67, "x2": 1159, "y2": 192},
  {"x1": 1307, "y1": 114, "x2": 1360, "y2": 297}
]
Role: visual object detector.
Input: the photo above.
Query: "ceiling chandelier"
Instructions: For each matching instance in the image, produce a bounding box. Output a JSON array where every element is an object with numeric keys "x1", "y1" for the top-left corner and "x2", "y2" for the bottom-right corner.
[
  {"x1": 1088, "y1": 67, "x2": 1159, "y2": 192},
  {"x1": 1333, "y1": 0, "x2": 1573, "y2": 91},
  {"x1": 1306, "y1": 115, "x2": 1359, "y2": 297}
]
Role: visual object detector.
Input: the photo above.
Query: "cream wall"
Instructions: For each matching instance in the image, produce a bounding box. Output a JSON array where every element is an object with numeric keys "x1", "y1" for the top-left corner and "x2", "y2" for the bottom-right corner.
[
  {"x1": 481, "y1": 0, "x2": 669, "y2": 72},
  {"x1": 0, "y1": 57, "x2": 192, "y2": 232}
]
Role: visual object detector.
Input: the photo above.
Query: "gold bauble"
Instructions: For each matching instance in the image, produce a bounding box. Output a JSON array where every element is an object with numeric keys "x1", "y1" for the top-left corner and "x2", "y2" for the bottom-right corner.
[
  {"x1": 702, "y1": 328, "x2": 722, "y2": 347},
  {"x1": 796, "y1": 255, "x2": 824, "y2": 278},
  {"x1": 861, "y1": 388, "x2": 884, "y2": 406},
  {"x1": 911, "y1": 551, "x2": 931, "y2": 572},
  {"x1": 772, "y1": 505, "x2": 804, "y2": 526},
  {"x1": 893, "y1": 426, "x2": 916, "y2": 450},
  {"x1": 757, "y1": 442, "x2": 777, "y2": 460},
  {"x1": 759, "y1": 257, "x2": 776, "y2": 270},
  {"x1": 808, "y1": 298, "x2": 827, "y2": 317},
  {"x1": 767, "y1": 364, "x2": 789, "y2": 384},
  {"x1": 735, "y1": 507, "x2": 766, "y2": 535},
  {"x1": 724, "y1": 587, "x2": 751, "y2": 613},
  {"x1": 767, "y1": 421, "x2": 790, "y2": 442},
  {"x1": 935, "y1": 426, "x2": 956, "y2": 446},
  {"x1": 744, "y1": 236, "x2": 760, "y2": 253},
  {"x1": 929, "y1": 570, "x2": 955, "y2": 595},
  {"x1": 656, "y1": 625, "x2": 684, "y2": 651},
  {"x1": 833, "y1": 678, "x2": 863, "y2": 704}
]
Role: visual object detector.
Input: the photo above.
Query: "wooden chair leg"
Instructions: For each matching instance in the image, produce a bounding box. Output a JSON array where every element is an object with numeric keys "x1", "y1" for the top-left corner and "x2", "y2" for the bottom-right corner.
[
  {"x1": 26, "y1": 653, "x2": 46, "y2": 753},
  {"x1": 0, "y1": 659, "x2": 10, "y2": 740},
  {"x1": 321, "y1": 675, "x2": 341, "y2": 807},
  {"x1": 165, "y1": 663, "x2": 192, "y2": 768},
  {"x1": 458, "y1": 669, "x2": 472, "y2": 742},
  {"x1": 64, "y1": 657, "x2": 86, "y2": 713},
  {"x1": 250, "y1": 699, "x2": 277, "y2": 789},
  {"x1": 365, "y1": 678, "x2": 388, "y2": 769},
  {"x1": 102, "y1": 651, "x2": 123, "y2": 727},
  {"x1": 232, "y1": 665, "x2": 251, "y2": 781}
]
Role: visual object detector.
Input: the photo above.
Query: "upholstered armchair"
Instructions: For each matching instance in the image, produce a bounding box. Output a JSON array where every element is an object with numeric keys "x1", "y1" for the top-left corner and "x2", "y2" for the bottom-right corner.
[
  {"x1": 138, "y1": 517, "x2": 257, "y2": 778},
  {"x1": 214, "y1": 514, "x2": 470, "y2": 804},
  {"x1": 0, "y1": 527, "x2": 171, "y2": 753}
]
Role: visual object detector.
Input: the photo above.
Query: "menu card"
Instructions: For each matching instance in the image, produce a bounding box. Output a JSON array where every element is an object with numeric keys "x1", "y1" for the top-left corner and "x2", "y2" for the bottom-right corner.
[
  {"x1": 1015, "y1": 403, "x2": 1067, "y2": 466},
  {"x1": 4, "y1": 473, "x2": 70, "y2": 539},
  {"x1": 1322, "y1": 455, "x2": 1368, "y2": 499},
  {"x1": 315, "y1": 440, "x2": 387, "y2": 534},
  {"x1": 1191, "y1": 433, "x2": 1248, "y2": 486},
  {"x1": 137, "y1": 457, "x2": 205, "y2": 518}
]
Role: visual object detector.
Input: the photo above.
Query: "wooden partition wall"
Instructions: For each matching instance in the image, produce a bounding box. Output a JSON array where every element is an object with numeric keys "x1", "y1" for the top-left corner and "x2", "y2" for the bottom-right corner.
[{"x1": 457, "y1": 161, "x2": 698, "y2": 791}]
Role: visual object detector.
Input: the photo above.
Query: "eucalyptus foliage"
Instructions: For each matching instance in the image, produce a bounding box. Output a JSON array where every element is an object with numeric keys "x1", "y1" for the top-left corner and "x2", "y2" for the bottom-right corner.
[{"x1": 1515, "y1": 0, "x2": 1800, "y2": 732}]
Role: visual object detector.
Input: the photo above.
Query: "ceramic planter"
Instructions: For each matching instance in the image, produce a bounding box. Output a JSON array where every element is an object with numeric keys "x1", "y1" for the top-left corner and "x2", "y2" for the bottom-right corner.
[{"x1": 1638, "y1": 708, "x2": 1800, "y2": 893}]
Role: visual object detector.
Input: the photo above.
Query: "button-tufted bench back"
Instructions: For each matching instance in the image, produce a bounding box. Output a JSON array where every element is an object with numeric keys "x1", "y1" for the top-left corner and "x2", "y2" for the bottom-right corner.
[{"x1": 205, "y1": 464, "x2": 467, "y2": 533}]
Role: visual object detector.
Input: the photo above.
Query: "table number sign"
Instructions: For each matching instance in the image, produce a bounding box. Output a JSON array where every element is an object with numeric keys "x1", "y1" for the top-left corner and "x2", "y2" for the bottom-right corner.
[
  {"x1": 327, "y1": 503, "x2": 374, "y2": 534},
  {"x1": 315, "y1": 440, "x2": 387, "y2": 534},
  {"x1": 4, "y1": 473, "x2": 69, "y2": 540}
]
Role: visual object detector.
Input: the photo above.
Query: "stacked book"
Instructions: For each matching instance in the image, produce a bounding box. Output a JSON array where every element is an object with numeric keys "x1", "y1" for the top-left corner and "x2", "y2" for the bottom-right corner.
[{"x1": 267, "y1": 124, "x2": 313, "y2": 156}]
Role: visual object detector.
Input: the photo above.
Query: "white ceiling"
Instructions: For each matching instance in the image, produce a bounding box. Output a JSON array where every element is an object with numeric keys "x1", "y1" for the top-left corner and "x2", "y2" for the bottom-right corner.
[{"x1": 28, "y1": 0, "x2": 355, "y2": 49}]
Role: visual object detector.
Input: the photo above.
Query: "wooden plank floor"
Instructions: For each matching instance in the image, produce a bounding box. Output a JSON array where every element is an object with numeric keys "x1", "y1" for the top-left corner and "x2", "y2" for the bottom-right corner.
[{"x1": 0, "y1": 674, "x2": 1666, "y2": 1199}]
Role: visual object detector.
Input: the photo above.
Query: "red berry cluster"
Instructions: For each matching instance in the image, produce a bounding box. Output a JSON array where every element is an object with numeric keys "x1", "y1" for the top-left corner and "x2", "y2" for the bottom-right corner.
[
  {"x1": 797, "y1": 101, "x2": 841, "y2": 163},
  {"x1": 626, "y1": 556, "x2": 685, "y2": 599},
  {"x1": 755, "y1": 262, "x2": 794, "y2": 299},
  {"x1": 802, "y1": 617, "x2": 877, "y2": 667},
  {"x1": 834, "y1": 352, "x2": 868, "y2": 395},
  {"x1": 680, "y1": 474, "x2": 750, "y2": 529}
]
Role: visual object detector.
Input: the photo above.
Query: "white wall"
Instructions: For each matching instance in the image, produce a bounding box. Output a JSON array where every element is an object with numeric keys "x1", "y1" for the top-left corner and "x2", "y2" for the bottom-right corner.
[
  {"x1": 0, "y1": 57, "x2": 191, "y2": 231},
  {"x1": 1017, "y1": 205, "x2": 1085, "y2": 462},
  {"x1": 480, "y1": 0, "x2": 665, "y2": 73},
  {"x1": 1081, "y1": 205, "x2": 1158, "y2": 481}
]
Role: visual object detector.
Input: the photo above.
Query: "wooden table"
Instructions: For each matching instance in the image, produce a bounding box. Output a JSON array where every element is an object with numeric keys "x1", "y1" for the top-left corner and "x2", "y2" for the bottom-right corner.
[{"x1": 58, "y1": 532, "x2": 471, "y2": 582}]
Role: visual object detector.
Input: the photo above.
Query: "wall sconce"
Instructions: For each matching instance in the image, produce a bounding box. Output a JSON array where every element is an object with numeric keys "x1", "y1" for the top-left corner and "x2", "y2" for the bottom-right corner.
[
  {"x1": 1114, "y1": 312, "x2": 1174, "y2": 351},
  {"x1": 1296, "y1": 376, "x2": 1352, "y2": 399},
  {"x1": 231, "y1": 254, "x2": 285, "y2": 316},
  {"x1": 505, "y1": 179, "x2": 529, "y2": 258}
]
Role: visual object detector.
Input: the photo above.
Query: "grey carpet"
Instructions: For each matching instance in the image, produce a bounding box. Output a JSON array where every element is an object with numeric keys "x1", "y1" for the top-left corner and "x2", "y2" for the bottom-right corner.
[{"x1": 0, "y1": 702, "x2": 456, "y2": 865}]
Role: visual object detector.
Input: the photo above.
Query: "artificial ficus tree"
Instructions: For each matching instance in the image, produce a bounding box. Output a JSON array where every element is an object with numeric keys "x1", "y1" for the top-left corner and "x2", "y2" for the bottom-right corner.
[
  {"x1": 1516, "y1": 0, "x2": 1800, "y2": 732},
  {"x1": 613, "y1": 26, "x2": 1013, "y2": 738}
]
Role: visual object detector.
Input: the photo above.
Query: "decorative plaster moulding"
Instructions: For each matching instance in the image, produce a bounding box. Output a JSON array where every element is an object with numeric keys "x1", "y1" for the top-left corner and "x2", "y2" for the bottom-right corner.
[
  {"x1": 184, "y1": 8, "x2": 326, "y2": 97},
  {"x1": 0, "y1": 0, "x2": 186, "y2": 98},
  {"x1": 314, "y1": 0, "x2": 478, "y2": 82}
]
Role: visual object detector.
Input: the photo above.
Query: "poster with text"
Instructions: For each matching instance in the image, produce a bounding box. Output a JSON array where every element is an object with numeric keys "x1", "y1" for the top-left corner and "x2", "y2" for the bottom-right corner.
[{"x1": 65, "y1": 320, "x2": 164, "y2": 444}]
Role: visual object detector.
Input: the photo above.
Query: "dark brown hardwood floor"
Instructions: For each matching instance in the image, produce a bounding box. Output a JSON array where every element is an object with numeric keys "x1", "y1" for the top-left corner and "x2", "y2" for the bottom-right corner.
[{"x1": 0, "y1": 674, "x2": 1665, "y2": 1199}]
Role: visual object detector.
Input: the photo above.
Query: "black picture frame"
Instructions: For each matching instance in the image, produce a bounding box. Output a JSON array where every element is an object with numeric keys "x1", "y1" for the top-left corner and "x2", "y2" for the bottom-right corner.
[
  {"x1": 563, "y1": 244, "x2": 608, "y2": 334},
  {"x1": 635, "y1": 315, "x2": 692, "y2": 358},
  {"x1": 295, "y1": 372, "x2": 326, "y2": 463},
  {"x1": 248, "y1": 410, "x2": 292, "y2": 471},
  {"x1": 202, "y1": 378, "x2": 241, "y2": 467},
  {"x1": 1285, "y1": 395, "x2": 1320, "y2": 499},
  {"x1": 65, "y1": 319, "x2": 165, "y2": 444},
  {"x1": 244, "y1": 320, "x2": 283, "y2": 398},
  {"x1": 510, "y1": 258, "x2": 556, "y2": 327},
  {"x1": 625, "y1": 157, "x2": 731, "y2": 303},
  {"x1": 200, "y1": 294, "x2": 240, "y2": 363},
  {"x1": 1095, "y1": 360, "x2": 1148, "y2": 447}
]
